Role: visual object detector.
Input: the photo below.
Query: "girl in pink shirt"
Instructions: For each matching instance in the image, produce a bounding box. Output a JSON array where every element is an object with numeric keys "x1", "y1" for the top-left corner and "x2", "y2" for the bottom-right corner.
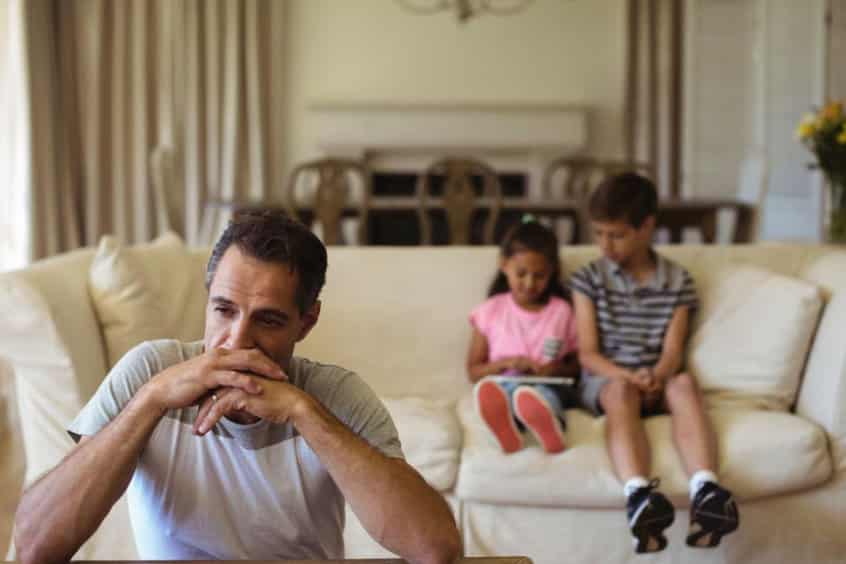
[{"x1": 467, "y1": 218, "x2": 579, "y2": 454}]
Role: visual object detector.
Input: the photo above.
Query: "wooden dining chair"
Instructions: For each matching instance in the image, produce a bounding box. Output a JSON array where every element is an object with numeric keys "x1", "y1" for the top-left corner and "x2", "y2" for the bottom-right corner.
[
  {"x1": 542, "y1": 156, "x2": 602, "y2": 201},
  {"x1": 284, "y1": 158, "x2": 371, "y2": 245},
  {"x1": 416, "y1": 157, "x2": 502, "y2": 245}
]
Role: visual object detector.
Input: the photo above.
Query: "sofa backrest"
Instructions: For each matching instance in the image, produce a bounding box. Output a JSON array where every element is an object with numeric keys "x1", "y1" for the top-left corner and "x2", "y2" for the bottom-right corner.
[
  {"x1": 299, "y1": 243, "x2": 832, "y2": 403},
  {"x1": 296, "y1": 247, "x2": 498, "y2": 399},
  {"x1": 7, "y1": 236, "x2": 842, "y2": 410},
  {"x1": 85, "y1": 240, "x2": 844, "y2": 405}
]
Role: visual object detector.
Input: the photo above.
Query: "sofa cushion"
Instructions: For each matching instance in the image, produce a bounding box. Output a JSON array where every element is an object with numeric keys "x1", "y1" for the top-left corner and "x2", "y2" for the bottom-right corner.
[
  {"x1": 455, "y1": 393, "x2": 832, "y2": 508},
  {"x1": 686, "y1": 265, "x2": 823, "y2": 411},
  {"x1": 89, "y1": 233, "x2": 208, "y2": 367},
  {"x1": 382, "y1": 397, "x2": 461, "y2": 492}
]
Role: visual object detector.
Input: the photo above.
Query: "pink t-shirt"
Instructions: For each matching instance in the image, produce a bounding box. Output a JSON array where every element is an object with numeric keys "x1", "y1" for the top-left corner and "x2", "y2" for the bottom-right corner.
[{"x1": 469, "y1": 293, "x2": 578, "y2": 373}]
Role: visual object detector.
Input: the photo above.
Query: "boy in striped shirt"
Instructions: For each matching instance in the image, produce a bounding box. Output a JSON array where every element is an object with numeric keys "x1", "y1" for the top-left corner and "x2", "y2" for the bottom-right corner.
[{"x1": 570, "y1": 173, "x2": 739, "y2": 554}]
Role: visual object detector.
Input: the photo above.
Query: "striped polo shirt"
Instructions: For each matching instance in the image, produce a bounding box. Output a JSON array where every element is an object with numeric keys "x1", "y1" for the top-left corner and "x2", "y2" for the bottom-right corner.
[{"x1": 570, "y1": 252, "x2": 698, "y2": 369}]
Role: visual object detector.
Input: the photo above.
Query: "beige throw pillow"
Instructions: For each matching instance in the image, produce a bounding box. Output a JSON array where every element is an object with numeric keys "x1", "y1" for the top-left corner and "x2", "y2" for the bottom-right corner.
[
  {"x1": 89, "y1": 232, "x2": 208, "y2": 368},
  {"x1": 687, "y1": 264, "x2": 824, "y2": 411}
]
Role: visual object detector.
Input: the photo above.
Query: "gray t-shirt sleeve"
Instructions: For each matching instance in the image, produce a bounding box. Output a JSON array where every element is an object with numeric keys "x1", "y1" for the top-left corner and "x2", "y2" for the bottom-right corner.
[
  {"x1": 302, "y1": 363, "x2": 404, "y2": 460},
  {"x1": 677, "y1": 269, "x2": 700, "y2": 315},
  {"x1": 570, "y1": 264, "x2": 598, "y2": 301},
  {"x1": 67, "y1": 340, "x2": 179, "y2": 442}
]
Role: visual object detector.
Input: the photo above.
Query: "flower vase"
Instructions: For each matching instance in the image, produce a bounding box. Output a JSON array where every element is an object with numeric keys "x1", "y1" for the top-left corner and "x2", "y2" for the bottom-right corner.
[
  {"x1": 827, "y1": 175, "x2": 846, "y2": 244},
  {"x1": 830, "y1": 207, "x2": 846, "y2": 244}
]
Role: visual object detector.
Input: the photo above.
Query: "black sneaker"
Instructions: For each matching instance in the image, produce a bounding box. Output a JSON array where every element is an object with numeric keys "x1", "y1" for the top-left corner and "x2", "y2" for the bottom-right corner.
[
  {"x1": 686, "y1": 482, "x2": 739, "y2": 548},
  {"x1": 627, "y1": 479, "x2": 675, "y2": 553}
]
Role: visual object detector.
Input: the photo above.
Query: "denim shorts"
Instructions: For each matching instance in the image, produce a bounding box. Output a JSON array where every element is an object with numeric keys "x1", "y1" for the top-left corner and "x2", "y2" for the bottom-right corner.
[
  {"x1": 497, "y1": 379, "x2": 577, "y2": 425},
  {"x1": 579, "y1": 371, "x2": 608, "y2": 416}
]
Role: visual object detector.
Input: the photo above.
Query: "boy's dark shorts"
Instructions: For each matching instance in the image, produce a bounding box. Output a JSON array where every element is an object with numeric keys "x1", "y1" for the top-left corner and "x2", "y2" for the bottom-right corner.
[{"x1": 579, "y1": 370, "x2": 667, "y2": 417}]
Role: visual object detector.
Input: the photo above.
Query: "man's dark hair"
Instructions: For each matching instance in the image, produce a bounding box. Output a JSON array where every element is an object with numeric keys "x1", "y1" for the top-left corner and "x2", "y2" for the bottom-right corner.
[
  {"x1": 588, "y1": 172, "x2": 658, "y2": 228},
  {"x1": 205, "y1": 210, "x2": 327, "y2": 315}
]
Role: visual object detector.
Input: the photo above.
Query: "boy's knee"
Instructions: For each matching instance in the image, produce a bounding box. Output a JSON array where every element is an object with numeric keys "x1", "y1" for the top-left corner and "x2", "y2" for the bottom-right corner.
[
  {"x1": 666, "y1": 372, "x2": 699, "y2": 402},
  {"x1": 601, "y1": 379, "x2": 640, "y2": 410}
]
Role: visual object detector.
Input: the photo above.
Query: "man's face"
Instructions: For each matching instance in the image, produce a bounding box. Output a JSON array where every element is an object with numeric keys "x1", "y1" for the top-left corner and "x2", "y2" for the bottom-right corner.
[
  {"x1": 204, "y1": 246, "x2": 319, "y2": 372},
  {"x1": 591, "y1": 216, "x2": 654, "y2": 267}
]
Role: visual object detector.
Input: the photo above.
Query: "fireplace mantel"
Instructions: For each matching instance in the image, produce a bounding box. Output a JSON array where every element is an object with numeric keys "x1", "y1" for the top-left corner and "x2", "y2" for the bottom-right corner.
[{"x1": 309, "y1": 101, "x2": 589, "y2": 198}]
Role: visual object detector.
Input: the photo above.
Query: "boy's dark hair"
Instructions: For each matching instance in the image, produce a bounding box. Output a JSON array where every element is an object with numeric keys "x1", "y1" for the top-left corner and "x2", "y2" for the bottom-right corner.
[
  {"x1": 488, "y1": 219, "x2": 569, "y2": 302},
  {"x1": 206, "y1": 209, "x2": 327, "y2": 315},
  {"x1": 588, "y1": 172, "x2": 658, "y2": 228}
]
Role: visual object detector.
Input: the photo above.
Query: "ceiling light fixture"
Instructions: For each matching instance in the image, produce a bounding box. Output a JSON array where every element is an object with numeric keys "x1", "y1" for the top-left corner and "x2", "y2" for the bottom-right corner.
[{"x1": 395, "y1": 0, "x2": 534, "y2": 24}]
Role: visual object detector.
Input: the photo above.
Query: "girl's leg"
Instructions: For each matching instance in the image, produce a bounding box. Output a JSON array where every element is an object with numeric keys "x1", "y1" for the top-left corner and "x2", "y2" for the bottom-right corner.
[
  {"x1": 513, "y1": 384, "x2": 567, "y2": 453},
  {"x1": 474, "y1": 378, "x2": 523, "y2": 453}
]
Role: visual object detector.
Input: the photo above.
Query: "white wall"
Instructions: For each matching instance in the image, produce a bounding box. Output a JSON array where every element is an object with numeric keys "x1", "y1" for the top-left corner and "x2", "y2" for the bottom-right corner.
[
  {"x1": 684, "y1": 0, "x2": 760, "y2": 200},
  {"x1": 281, "y1": 0, "x2": 627, "y2": 176},
  {"x1": 761, "y1": 0, "x2": 827, "y2": 242},
  {"x1": 684, "y1": 0, "x2": 827, "y2": 242},
  {"x1": 831, "y1": 1, "x2": 846, "y2": 102}
]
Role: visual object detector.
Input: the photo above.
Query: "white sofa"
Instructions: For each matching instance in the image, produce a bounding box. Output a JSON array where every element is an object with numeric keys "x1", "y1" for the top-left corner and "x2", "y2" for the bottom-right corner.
[{"x1": 2, "y1": 234, "x2": 846, "y2": 564}]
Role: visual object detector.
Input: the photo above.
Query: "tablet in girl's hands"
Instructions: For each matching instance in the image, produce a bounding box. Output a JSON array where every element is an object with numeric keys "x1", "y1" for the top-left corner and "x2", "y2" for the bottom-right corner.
[{"x1": 488, "y1": 375, "x2": 576, "y2": 387}]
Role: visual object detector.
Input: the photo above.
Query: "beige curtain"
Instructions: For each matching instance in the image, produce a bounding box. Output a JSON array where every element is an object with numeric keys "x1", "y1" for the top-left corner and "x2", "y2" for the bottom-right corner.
[
  {"x1": 176, "y1": 0, "x2": 280, "y2": 246},
  {"x1": 19, "y1": 0, "x2": 83, "y2": 259},
  {"x1": 18, "y1": 0, "x2": 280, "y2": 260},
  {"x1": 623, "y1": 0, "x2": 683, "y2": 198}
]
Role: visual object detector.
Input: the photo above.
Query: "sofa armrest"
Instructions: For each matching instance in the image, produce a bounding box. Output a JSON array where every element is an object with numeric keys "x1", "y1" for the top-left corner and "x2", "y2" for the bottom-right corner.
[
  {"x1": 0, "y1": 248, "x2": 107, "y2": 483},
  {"x1": 796, "y1": 289, "x2": 846, "y2": 471},
  {"x1": 0, "y1": 249, "x2": 143, "y2": 561}
]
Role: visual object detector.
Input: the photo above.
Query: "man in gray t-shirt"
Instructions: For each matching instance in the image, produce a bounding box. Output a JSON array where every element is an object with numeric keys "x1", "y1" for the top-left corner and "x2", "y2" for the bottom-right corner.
[{"x1": 14, "y1": 211, "x2": 461, "y2": 564}]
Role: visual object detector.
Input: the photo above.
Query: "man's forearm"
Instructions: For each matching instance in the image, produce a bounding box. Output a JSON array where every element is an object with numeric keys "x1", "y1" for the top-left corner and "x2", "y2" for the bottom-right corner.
[
  {"x1": 14, "y1": 386, "x2": 164, "y2": 564},
  {"x1": 291, "y1": 398, "x2": 461, "y2": 564}
]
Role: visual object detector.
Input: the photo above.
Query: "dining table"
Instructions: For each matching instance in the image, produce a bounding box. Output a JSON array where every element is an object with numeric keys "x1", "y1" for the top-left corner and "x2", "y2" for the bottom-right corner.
[{"x1": 204, "y1": 195, "x2": 755, "y2": 245}]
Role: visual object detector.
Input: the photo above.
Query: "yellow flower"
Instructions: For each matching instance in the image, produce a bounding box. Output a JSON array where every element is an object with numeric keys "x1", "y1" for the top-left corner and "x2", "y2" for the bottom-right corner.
[
  {"x1": 822, "y1": 101, "x2": 843, "y2": 122},
  {"x1": 797, "y1": 122, "x2": 816, "y2": 140},
  {"x1": 838, "y1": 126, "x2": 846, "y2": 145},
  {"x1": 796, "y1": 113, "x2": 817, "y2": 140}
]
